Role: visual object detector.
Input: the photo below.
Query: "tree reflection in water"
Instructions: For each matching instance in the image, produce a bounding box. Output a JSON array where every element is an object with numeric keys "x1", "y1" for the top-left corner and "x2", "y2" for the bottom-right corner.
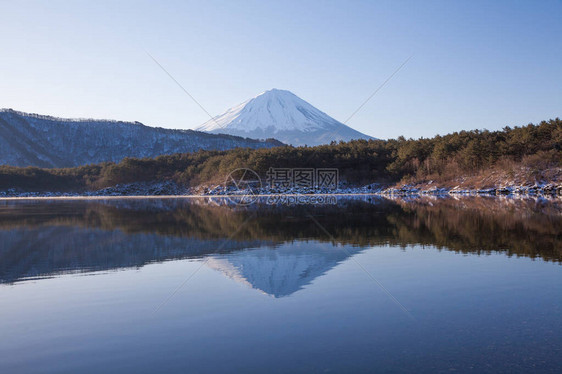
[{"x1": 0, "y1": 196, "x2": 560, "y2": 286}]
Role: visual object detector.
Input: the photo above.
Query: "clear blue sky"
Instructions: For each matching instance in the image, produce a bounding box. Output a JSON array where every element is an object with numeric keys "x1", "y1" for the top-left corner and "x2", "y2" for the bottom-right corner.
[{"x1": 1, "y1": 0, "x2": 560, "y2": 139}]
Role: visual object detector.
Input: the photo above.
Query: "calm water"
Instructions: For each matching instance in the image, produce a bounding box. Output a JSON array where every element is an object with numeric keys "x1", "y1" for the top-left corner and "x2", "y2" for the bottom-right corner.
[{"x1": 0, "y1": 196, "x2": 561, "y2": 373}]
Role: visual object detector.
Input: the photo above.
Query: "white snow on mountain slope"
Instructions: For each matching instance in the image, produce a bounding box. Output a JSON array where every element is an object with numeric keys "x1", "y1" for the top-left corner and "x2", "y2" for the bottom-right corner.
[
  {"x1": 197, "y1": 89, "x2": 374, "y2": 146},
  {"x1": 199, "y1": 89, "x2": 338, "y2": 132}
]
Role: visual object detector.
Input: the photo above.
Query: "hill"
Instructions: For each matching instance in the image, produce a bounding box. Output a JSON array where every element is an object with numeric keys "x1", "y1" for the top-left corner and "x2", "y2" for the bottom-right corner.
[{"x1": 0, "y1": 109, "x2": 283, "y2": 168}]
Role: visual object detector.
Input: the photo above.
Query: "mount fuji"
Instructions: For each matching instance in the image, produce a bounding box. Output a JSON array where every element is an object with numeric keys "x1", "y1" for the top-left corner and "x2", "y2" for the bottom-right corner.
[{"x1": 196, "y1": 89, "x2": 374, "y2": 146}]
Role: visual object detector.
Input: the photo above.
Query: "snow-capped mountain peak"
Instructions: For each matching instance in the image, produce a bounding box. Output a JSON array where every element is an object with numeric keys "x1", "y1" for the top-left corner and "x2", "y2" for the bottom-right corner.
[
  {"x1": 199, "y1": 89, "x2": 337, "y2": 133},
  {"x1": 197, "y1": 89, "x2": 374, "y2": 146}
]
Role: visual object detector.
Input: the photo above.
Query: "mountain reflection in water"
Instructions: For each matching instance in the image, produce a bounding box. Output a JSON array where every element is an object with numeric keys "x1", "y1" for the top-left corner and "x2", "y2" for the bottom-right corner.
[{"x1": 0, "y1": 196, "x2": 560, "y2": 293}]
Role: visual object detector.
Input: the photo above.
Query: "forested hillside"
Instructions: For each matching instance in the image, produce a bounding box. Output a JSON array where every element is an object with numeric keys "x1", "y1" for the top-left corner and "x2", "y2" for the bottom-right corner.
[
  {"x1": 0, "y1": 119, "x2": 560, "y2": 192},
  {"x1": 0, "y1": 109, "x2": 282, "y2": 167}
]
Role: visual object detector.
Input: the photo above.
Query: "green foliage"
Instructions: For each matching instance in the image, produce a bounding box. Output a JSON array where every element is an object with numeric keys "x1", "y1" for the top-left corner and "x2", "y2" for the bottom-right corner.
[{"x1": 386, "y1": 118, "x2": 561, "y2": 181}]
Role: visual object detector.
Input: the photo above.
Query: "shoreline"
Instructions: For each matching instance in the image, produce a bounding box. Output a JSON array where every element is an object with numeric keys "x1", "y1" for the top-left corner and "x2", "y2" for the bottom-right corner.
[
  {"x1": 0, "y1": 193, "x2": 379, "y2": 201},
  {"x1": 0, "y1": 190, "x2": 560, "y2": 201}
]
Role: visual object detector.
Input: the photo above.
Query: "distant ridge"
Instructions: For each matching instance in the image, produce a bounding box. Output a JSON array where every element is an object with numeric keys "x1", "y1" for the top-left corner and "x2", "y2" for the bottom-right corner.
[
  {"x1": 0, "y1": 109, "x2": 283, "y2": 168},
  {"x1": 1, "y1": 108, "x2": 143, "y2": 124},
  {"x1": 197, "y1": 89, "x2": 374, "y2": 146}
]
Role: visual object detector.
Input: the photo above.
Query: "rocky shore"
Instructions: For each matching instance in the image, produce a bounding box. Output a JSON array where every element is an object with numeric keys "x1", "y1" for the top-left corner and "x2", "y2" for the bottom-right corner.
[{"x1": 380, "y1": 183, "x2": 562, "y2": 196}]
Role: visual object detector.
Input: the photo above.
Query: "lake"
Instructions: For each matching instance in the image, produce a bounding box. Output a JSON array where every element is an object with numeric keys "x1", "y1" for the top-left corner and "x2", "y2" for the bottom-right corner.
[{"x1": 0, "y1": 196, "x2": 561, "y2": 373}]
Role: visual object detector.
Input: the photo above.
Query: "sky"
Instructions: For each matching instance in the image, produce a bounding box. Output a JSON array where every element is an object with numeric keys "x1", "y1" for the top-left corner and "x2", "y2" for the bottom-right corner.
[{"x1": 0, "y1": 0, "x2": 560, "y2": 139}]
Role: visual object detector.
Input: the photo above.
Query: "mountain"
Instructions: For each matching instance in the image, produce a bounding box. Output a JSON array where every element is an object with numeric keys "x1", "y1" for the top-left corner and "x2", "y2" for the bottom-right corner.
[
  {"x1": 196, "y1": 89, "x2": 374, "y2": 146},
  {"x1": 0, "y1": 109, "x2": 283, "y2": 168}
]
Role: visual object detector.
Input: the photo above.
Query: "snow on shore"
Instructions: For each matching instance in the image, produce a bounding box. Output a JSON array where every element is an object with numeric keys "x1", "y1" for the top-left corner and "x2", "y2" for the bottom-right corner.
[{"x1": 1, "y1": 181, "x2": 560, "y2": 198}]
